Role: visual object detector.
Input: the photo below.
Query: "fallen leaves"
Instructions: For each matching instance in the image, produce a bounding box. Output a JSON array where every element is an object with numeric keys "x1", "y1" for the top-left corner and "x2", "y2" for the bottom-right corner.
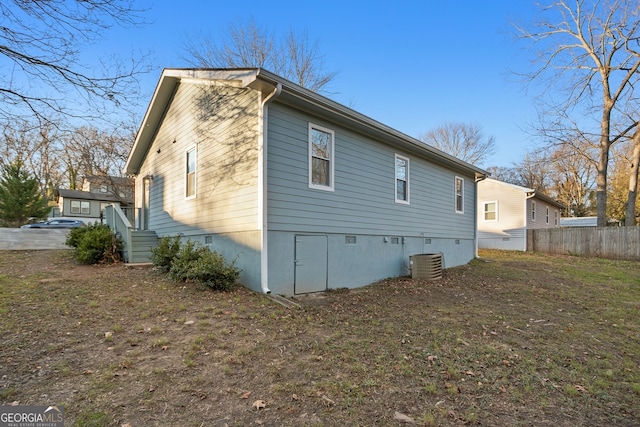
[
  {"x1": 394, "y1": 411, "x2": 416, "y2": 424},
  {"x1": 321, "y1": 395, "x2": 335, "y2": 407},
  {"x1": 252, "y1": 399, "x2": 266, "y2": 410},
  {"x1": 574, "y1": 384, "x2": 588, "y2": 393}
]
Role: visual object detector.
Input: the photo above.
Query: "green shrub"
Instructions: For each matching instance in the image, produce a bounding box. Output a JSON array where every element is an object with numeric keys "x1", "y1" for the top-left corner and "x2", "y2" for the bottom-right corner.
[
  {"x1": 168, "y1": 240, "x2": 205, "y2": 282},
  {"x1": 69, "y1": 223, "x2": 122, "y2": 264},
  {"x1": 149, "y1": 235, "x2": 181, "y2": 272},
  {"x1": 151, "y1": 237, "x2": 240, "y2": 291},
  {"x1": 186, "y1": 248, "x2": 240, "y2": 291},
  {"x1": 66, "y1": 224, "x2": 89, "y2": 248}
]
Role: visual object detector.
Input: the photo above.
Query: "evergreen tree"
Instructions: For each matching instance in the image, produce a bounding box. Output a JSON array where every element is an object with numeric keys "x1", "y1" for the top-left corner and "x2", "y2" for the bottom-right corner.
[{"x1": 0, "y1": 161, "x2": 49, "y2": 227}]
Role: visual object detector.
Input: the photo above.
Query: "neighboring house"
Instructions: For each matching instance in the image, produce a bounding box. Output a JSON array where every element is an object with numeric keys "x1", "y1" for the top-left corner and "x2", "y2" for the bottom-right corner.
[
  {"x1": 124, "y1": 68, "x2": 487, "y2": 296},
  {"x1": 57, "y1": 189, "x2": 121, "y2": 223},
  {"x1": 477, "y1": 178, "x2": 563, "y2": 251},
  {"x1": 82, "y1": 175, "x2": 134, "y2": 203},
  {"x1": 54, "y1": 176, "x2": 135, "y2": 224},
  {"x1": 559, "y1": 216, "x2": 598, "y2": 227}
]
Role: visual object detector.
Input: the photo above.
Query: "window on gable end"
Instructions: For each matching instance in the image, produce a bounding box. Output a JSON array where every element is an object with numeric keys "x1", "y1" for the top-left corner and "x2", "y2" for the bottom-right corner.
[
  {"x1": 484, "y1": 201, "x2": 497, "y2": 221},
  {"x1": 186, "y1": 147, "x2": 196, "y2": 198}
]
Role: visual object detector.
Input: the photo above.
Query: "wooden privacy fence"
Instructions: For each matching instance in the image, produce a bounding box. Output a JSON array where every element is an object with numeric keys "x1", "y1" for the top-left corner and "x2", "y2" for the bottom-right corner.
[{"x1": 527, "y1": 227, "x2": 640, "y2": 261}]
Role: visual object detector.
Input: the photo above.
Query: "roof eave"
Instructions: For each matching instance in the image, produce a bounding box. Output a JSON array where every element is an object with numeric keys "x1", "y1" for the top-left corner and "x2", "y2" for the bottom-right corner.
[
  {"x1": 126, "y1": 67, "x2": 487, "y2": 178},
  {"x1": 125, "y1": 68, "x2": 262, "y2": 175},
  {"x1": 253, "y1": 69, "x2": 487, "y2": 177}
]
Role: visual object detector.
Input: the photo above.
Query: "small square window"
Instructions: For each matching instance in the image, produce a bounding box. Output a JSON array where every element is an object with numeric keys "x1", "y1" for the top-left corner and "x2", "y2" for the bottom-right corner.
[
  {"x1": 345, "y1": 235, "x2": 356, "y2": 244},
  {"x1": 205, "y1": 235, "x2": 213, "y2": 245},
  {"x1": 484, "y1": 201, "x2": 497, "y2": 221},
  {"x1": 390, "y1": 237, "x2": 399, "y2": 245},
  {"x1": 424, "y1": 238, "x2": 432, "y2": 245}
]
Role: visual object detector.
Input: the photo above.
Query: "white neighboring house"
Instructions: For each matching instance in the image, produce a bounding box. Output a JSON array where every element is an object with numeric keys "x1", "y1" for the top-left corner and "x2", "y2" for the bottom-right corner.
[
  {"x1": 559, "y1": 216, "x2": 597, "y2": 227},
  {"x1": 477, "y1": 178, "x2": 563, "y2": 251}
]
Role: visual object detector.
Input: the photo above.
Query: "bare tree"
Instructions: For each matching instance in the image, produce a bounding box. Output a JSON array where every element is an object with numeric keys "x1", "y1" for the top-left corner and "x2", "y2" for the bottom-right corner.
[
  {"x1": 514, "y1": 151, "x2": 555, "y2": 192},
  {"x1": 548, "y1": 142, "x2": 597, "y2": 217},
  {"x1": 0, "y1": 121, "x2": 65, "y2": 198},
  {"x1": 0, "y1": 0, "x2": 149, "y2": 126},
  {"x1": 183, "y1": 18, "x2": 337, "y2": 93},
  {"x1": 419, "y1": 122, "x2": 496, "y2": 166},
  {"x1": 625, "y1": 128, "x2": 640, "y2": 224},
  {"x1": 516, "y1": 0, "x2": 640, "y2": 226},
  {"x1": 485, "y1": 166, "x2": 520, "y2": 184},
  {"x1": 1, "y1": 120, "x2": 134, "y2": 194},
  {"x1": 62, "y1": 125, "x2": 134, "y2": 189}
]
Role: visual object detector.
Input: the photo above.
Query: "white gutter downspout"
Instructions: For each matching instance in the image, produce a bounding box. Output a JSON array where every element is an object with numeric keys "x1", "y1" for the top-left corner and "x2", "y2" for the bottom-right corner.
[
  {"x1": 474, "y1": 173, "x2": 488, "y2": 258},
  {"x1": 258, "y1": 83, "x2": 282, "y2": 294}
]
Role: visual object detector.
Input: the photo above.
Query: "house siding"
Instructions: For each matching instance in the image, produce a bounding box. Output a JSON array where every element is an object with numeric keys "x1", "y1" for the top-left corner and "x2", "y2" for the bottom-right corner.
[
  {"x1": 265, "y1": 103, "x2": 477, "y2": 294},
  {"x1": 59, "y1": 197, "x2": 107, "y2": 222},
  {"x1": 477, "y1": 179, "x2": 561, "y2": 251},
  {"x1": 526, "y1": 198, "x2": 561, "y2": 230},
  {"x1": 134, "y1": 81, "x2": 263, "y2": 289},
  {"x1": 477, "y1": 179, "x2": 527, "y2": 250}
]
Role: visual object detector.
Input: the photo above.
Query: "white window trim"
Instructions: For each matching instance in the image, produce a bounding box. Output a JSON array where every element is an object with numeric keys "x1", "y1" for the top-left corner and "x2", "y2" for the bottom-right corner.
[
  {"x1": 394, "y1": 154, "x2": 410, "y2": 204},
  {"x1": 546, "y1": 206, "x2": 550, "y2": 224},
  {"x1": 70, "y1": 200, "x2": 90, "y2": 215},
  {"x1": 531, "y1": 201, "x2": 536, "y2": 222},
  {"x1": 185, "y1": 146, "x2": 197, "y2": 200},
  {"x1": 455, "y1": 176, "x2": 464, "y2": 214},
  {"x1": 483, "y1": 200, "x2": 498, "y2": 221},
  {"x1": 308, "y1": 123, "x2": 335, "y2": 192}
]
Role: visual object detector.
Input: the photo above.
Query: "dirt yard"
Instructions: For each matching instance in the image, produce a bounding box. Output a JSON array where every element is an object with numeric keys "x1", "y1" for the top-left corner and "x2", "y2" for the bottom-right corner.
[{"x1": 0, "y1": 249, "x2": 638, "y2": 426}]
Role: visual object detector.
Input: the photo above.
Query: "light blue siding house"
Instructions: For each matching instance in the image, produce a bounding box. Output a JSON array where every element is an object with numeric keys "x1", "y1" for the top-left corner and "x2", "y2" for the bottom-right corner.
[{"x1": 125, "y1": 68, "x2": 487, "y2": 296}]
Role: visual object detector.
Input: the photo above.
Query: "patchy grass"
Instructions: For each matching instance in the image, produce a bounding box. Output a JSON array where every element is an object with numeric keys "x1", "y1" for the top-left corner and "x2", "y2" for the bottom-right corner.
[{"x1": 0, "y1": 249, "x2": 638, "y2": 426}]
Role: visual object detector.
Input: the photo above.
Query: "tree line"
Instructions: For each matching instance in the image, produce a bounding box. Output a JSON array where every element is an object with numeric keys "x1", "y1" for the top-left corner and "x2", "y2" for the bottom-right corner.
[
  {"x1": 1, "y1": 1, "x2": 638, "y2": 227},
  {"x1": 0, "y1": 120, "x2": 135, "y2": 226}
]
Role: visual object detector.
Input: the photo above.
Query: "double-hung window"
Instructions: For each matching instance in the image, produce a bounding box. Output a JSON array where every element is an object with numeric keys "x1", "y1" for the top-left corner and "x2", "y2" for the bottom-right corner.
[
  {"x1": 71, "y1": 200, "x2": 90, "y2": 215},
  {"x1": 546, "y1": 207, "x2": 550, "y2": 224},
  {"x1": 483, "y1": 201, "x2": 497, "y2": 221},
  {"x1": 309, "y1": 124, "x2": 334, "y2": 191},
  {"x1": 395, "y1": 154, "x2": 409, "y2": 204},
  {"x1": 186, "y1": 147, "x2": 196, "y2": 198},
  {"x1": 455, "y1": 177, "x2": 464, "y2": 213},
  {"x1": 531, "y1": 201, "x2": 536, "y2": 221}
]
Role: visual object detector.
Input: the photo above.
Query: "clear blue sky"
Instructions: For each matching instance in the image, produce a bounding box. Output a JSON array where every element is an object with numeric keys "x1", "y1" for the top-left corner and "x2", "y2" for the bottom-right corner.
[{"x1": 89, "y1": 0, "x2": 543, "y2": 169}]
